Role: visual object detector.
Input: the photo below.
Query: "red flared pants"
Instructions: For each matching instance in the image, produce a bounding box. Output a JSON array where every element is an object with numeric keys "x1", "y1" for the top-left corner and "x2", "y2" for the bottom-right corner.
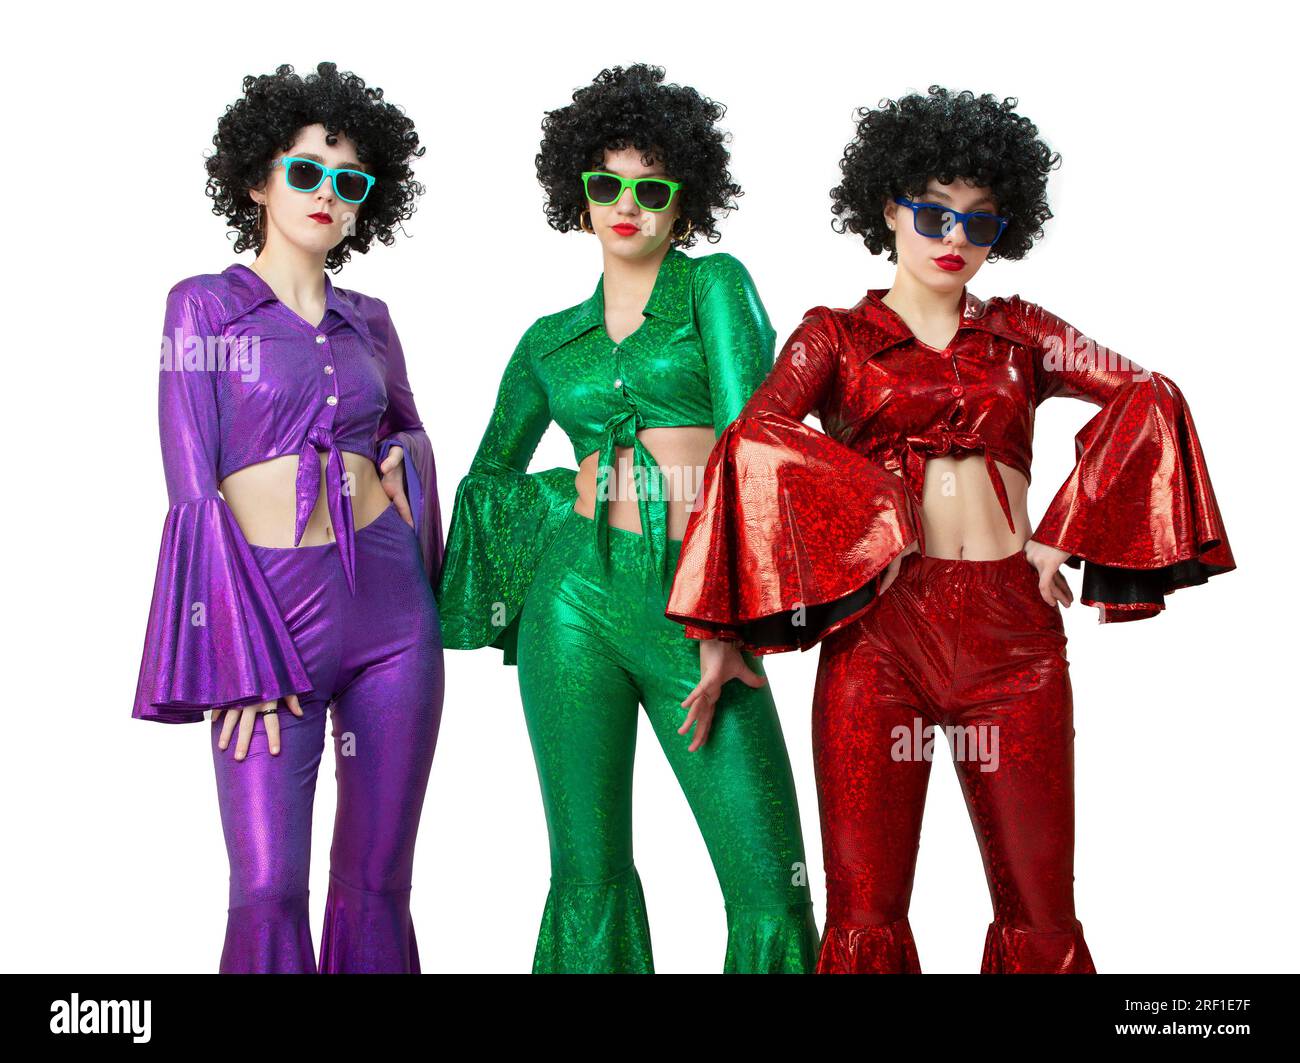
[{"x1": 812, "y1": 549, "x2": 1095, "y2": 974}]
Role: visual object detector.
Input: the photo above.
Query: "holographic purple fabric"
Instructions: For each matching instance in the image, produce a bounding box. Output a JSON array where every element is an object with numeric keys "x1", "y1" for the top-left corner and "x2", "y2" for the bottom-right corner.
[
  {"x1": 213, "y1": 503, "x2": 443, "y2": 974},
  {"x1": 133, "y1": 263, "x2": 442, "y2": 723}
]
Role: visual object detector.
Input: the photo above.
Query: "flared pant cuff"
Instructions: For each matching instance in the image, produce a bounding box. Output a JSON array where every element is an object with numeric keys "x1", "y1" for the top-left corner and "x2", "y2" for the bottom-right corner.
[
  {"x1": 318, "y1": 872, "x2": 421, "y2": 974},
  {"x1": 723, "y1": 901, "x2": 820, "y2": 973},
  {"x1": 219, "y1": 892, "x2": 316, "y2": 974},
  {"x1": 532, "y1": 863, "x2": 654, "y2": 974},
  {"x1": 816, "y1": 916, "x2": 922, "y2": 974},
  {"x1": 981, "y1": 919, "x2": 1096, "y2": 974}
]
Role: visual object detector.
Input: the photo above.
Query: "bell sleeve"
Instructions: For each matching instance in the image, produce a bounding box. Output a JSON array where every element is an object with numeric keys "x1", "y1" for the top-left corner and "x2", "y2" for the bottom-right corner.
[
  {"x1": 370, "y1": 297, "x2": 444, "y2": 584},
  {"x1": 132, "y1": 283, "x2": 312, "y2": 724},
  {"x1": 1016, "y1": 296, "x2": 1236, "y2": 622},
  {"x1": 435, "y1": 325, "x2": 578, "y2": 665},
  {"x1": 666, "y1": 305, "x2": 919, "y2": 653}
]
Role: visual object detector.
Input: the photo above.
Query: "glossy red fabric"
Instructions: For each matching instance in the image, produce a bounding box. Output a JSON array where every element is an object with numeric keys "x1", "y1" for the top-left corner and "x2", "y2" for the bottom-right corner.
[
  {"x1": 667, "y1": 287, "x2": 1235, "y2": 645},
  {"x1": 814, "y1": 550, "x2": 1094, "y2": 974},
  {"x1": 673, "y1": 409, "x2": 918, "y2": 651}
]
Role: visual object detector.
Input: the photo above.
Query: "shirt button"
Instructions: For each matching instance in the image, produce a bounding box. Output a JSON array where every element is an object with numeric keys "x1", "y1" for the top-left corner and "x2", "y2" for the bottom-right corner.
[
  {"x1": 323, "y1": 365, "x2": 334, "y2": 375},
  {"x1": 614, "y1": 378, "x2": 623, "y2": 389},
  {"x1": 951, "y1": 385, "x2": 965, "y2": 397},
  {"x1": 315, "y1": 335, "x2": 327, "y2": 345},
  {"x1": 326, "y1": 395, "x2": 338, "y2": 406}
]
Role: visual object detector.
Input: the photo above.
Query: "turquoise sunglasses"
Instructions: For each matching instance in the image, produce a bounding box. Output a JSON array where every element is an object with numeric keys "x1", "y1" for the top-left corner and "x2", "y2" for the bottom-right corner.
[{"x1": 277, "y1": 156, "x2": 376, "y2": 204}]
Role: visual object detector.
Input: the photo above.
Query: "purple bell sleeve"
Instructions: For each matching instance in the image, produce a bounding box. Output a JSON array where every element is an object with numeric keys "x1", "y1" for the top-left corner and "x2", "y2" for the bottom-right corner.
[
  {"x1": 131, "y1": 282, "x2": 312, "y2": 724},
  {"x1": 370, "y1": 298, "x2": 444, "y2": 584}
]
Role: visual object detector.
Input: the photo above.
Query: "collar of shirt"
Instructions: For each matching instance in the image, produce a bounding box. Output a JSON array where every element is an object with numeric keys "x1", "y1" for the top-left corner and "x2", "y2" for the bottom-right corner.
[
  {"x1": 845, "y1": 286, "x2": 1029, "y2": 357},
  {"x1": 535, "y1": 245, "x2": 694, "y2": 359},
  {"x1": 219, "y1": 262, "x2": 374, "y2": 344}
]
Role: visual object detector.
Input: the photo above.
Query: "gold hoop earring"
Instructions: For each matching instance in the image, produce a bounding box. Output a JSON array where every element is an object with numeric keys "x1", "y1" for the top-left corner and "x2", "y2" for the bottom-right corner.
[
  {"x1": 579, "y1": 209, "x2": 594, "y2": 234},
  {"x1": 673, "y1": 218, "x2": 695, "y2": 244}
]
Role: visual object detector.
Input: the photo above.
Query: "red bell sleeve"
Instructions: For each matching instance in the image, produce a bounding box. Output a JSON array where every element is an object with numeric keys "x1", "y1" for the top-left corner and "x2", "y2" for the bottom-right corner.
[
  {"x1": 666, "y1": 306, "x2": 919, "y2": 653},
  {"x1": 1014, "y1": 296, "x2": 1236, "y2": 622}
]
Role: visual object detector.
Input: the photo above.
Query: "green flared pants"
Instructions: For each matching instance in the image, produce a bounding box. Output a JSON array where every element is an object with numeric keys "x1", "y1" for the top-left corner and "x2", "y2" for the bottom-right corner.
[{"x1": 515, "y1": 507, "x2": 819, "y2": 973}]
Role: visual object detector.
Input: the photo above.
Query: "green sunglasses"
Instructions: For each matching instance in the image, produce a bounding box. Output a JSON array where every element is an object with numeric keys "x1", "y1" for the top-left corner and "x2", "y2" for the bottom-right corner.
[{"x1": 581, "y1": 171, "x2": 682, "y2": 212}]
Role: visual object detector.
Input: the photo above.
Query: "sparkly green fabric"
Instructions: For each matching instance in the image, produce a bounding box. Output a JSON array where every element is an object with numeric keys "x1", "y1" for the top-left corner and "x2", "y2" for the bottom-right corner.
[
  {"x1": 435, "y1": 248, "x2": 776, "y2": 660},
  {"x1": 438, "y1": 248, "x2": 817, "y2": 972},
  {"x1": 522, "y1": 511, "x2": 818, "y2": 974}
]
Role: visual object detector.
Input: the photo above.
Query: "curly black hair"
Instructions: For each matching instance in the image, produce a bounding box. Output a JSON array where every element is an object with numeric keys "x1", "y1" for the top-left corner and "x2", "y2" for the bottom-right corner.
[
  {"x1": 535, "y1": 63, "x2": 740, "y2": 248},
  {"x1": 830, "y1": 85, "x2": 1061, "y2": 263},
  {"x1": 204, "y1": 61, "x2": 424, "y2": 271}
]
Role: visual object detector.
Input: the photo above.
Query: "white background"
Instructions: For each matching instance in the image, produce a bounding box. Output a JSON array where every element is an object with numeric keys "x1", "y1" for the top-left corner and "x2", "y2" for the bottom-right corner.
[{"x1": 3, "y1": 0, "x2": 1294, "y2": 974}]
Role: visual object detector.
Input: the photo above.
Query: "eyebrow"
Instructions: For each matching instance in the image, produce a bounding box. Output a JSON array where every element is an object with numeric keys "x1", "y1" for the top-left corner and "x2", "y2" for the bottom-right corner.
[
  {"x1": 921, "y1": 187, "x2": 996, "y2": 210},
  {"x1": 291, "y1": 151, "x2": 366, "y2": 171},
  {"x1": 597, "y1": 167, "x2": 668, "y2": 178}
]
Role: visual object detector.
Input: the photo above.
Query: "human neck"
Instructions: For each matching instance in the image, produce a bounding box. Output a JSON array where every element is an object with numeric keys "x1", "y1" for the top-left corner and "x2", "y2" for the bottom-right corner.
[
  {"x1": 250, "y1": 237, "x2": 330, "y2": 308},
  {"x1": 880, "y1": 269, "x2": 965, "y2": 336},
  {"x1": 601, "y1": 244, "x2": 669, "y2": 311}
]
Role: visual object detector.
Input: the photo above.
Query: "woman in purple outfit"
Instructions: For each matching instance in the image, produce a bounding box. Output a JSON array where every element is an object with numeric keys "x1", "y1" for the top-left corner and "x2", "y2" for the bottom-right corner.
[{"x1": 131, "y1": 62, "x2": 443, "y2": 973}]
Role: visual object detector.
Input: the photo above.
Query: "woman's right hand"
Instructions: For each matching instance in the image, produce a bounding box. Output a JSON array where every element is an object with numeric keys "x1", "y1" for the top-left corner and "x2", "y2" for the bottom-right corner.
[
  {"x1": 213, "y1": 695, "x2": 303, "y2": 761},
  {"x1": 877, "y1": 539, "x2": 921, "y2": 596},
  {"x1": 680, "y1": 639, "x2": 767, "y2": 753}
]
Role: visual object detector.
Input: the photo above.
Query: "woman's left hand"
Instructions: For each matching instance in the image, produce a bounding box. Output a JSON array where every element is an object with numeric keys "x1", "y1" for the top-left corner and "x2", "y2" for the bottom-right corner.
[
  {"x1": 379, "y1": 445, "x2": 415, "y2": 528},
  {"x1": 1023, "y1": 539, "x2": 1074, "y2": 608},
  {"x1": 679, "y1": 638, "x2": 767, "y2": 753}
]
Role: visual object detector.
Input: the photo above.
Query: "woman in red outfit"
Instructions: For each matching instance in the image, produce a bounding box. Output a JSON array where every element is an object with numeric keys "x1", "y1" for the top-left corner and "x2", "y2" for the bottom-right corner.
[{"x1": 665, "y1": 86, "x2": 1235, "y2": 973}]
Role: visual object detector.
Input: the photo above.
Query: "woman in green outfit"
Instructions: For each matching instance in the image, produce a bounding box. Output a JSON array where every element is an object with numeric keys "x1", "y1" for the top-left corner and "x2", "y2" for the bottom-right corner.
[{"x1": 436, "y1": 64, "x2": 819, "y2": 973}]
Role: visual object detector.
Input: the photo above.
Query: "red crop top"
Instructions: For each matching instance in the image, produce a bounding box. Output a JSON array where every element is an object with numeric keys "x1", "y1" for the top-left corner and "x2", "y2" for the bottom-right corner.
[{"x1": 666, "y1": 286, "x2": 1236, "y2": 651}]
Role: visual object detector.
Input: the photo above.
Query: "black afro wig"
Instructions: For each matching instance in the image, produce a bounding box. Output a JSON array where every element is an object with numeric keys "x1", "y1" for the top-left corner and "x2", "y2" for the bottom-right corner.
[
  {"x1": 204, "y1": 61, "x2": 424, "y2": 271},
  {"x1": 830, "y1": 85, "x2": 1061, "y2": 262},
  {"x1": 536, "y1": 63, "x2": 740, "y2": 248}
]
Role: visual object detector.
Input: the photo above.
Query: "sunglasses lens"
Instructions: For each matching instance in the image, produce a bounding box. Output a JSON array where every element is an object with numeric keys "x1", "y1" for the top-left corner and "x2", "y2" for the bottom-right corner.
[
  {"x1": 285, "y1": 159, "x2": 324, "y2": 191},
  {"x1": 965, "y1": 214, "x2": 1002, "y2": 246},
  {"x1": 913, "y1": 205, "x2": 949, "y2": 238},
  {"x1": 636, "y1": 180, "x2": 674, "y2": 211},
  {"x1": 334, "y1": 170, "x2": 370, "y2": 202},
  {"x1": 585, "y1": 174, "x2": 622, "y2": 204}
]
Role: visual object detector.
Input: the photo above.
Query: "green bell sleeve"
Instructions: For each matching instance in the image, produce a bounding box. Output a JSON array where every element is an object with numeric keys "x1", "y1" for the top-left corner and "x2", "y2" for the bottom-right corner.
[{"x1": 435, "y1": 324, "x2": 578, "y2": 664}]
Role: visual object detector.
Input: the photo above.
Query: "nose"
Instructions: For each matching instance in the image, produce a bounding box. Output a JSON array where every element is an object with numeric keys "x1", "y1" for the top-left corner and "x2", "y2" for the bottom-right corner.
[
  {"x1": 942, "y1": 217, "x2": 969, "y2": 248},
  {"x1": 616, "y1": 187, "x2": 638, "y2": 214}
]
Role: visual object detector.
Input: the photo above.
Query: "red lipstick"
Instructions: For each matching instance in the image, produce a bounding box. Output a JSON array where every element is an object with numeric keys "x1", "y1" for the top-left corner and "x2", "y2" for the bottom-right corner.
[
  {"x1": 309, "y1": 212, "x2": 333, "y2": 224},
  {"x1": 611, "y1": 223, "x2": 639, "y2": 236},
  {"x1": 935, "y1": 254, "x2": 965, "y2": 271}
]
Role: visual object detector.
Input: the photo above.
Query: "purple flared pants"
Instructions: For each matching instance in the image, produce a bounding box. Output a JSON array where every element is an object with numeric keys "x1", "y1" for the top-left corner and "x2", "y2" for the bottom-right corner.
[{"x1": 210, "y1": 503, "x2": 444, "y2": 973}]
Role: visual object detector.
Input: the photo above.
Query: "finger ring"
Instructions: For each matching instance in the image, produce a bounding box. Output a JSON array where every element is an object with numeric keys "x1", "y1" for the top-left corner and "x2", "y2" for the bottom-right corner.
[{"x1": 261, "y1": 706, "x2": 279, "y2": 715}]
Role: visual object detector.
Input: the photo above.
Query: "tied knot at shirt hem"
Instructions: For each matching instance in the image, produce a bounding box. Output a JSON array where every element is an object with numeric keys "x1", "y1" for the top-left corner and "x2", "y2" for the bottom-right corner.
[{"x1": 294, "y1": 424, "x2": 357, "y2": 595}]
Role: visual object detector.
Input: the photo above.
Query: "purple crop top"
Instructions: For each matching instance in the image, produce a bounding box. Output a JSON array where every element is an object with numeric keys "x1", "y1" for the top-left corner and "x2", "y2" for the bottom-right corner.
[{"x1": 132, "y1": 263, "x2": 443, "y2": 724}]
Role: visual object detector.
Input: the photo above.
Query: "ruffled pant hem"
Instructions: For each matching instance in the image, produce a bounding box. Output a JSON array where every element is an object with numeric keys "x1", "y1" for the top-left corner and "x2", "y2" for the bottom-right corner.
[
  {"x1": 532, "y1": 863, "x2": 654, "y2": 974},
  {"x1": 219, "y1": 892, "x2": 316, "y2": 974},
  {"x1": 816, "y1": 916, "x2": 922, "y2": 974},
  {"x1": 317, "y1": 872, "x2": 421, "y2": 974},
  {"x1": 723, "y1": 901, "x2": 820, "y2": 974},
  {"x1": 981, "y1": 919, "x2": 1096, "y2": 974}
]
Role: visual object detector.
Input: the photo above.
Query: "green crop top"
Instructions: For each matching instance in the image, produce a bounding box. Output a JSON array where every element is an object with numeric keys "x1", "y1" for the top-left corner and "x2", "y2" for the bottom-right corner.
[{"x1": 436, "y1": 246, "x2": 776, "y2": 664}]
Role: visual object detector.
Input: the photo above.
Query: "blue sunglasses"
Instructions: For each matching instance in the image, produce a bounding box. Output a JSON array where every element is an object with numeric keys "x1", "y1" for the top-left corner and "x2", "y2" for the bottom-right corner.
[
  {"x1": 277, "y1": 156, "x2": 376, "y2": 204},
  {"x1": 893, "y1": 196, "x2": 1007, "y2": 247}
]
